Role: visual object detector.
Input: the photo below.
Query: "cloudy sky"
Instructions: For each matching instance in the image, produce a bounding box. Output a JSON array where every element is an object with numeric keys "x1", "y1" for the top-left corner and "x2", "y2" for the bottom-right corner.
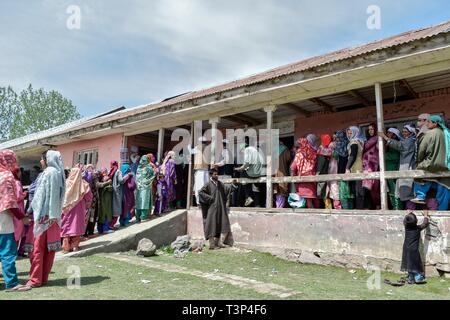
[{"x1": 1, "y1": 0, "x2": 449, "y2": 116}]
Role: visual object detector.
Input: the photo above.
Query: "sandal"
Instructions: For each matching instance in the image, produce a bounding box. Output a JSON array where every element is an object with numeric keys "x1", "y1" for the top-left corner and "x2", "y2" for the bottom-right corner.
[{"x1": 5, "y1": 284, "x2": 31, "y2": 292}]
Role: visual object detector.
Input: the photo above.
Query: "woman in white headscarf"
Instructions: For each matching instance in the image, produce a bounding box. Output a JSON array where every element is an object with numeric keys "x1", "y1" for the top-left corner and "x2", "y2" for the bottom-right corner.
[
  {"x1": 345, "y1": 126, "x2": 365, "y2": 209},
  {"x1": 22, "y1": 150, "x2": 65, "y2": 290}
]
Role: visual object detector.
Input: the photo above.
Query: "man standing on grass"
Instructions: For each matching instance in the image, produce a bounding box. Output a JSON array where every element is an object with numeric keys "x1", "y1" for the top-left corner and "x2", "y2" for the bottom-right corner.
[{"x1": 198, "y1": 169, "x2": 238, "y2": 250}]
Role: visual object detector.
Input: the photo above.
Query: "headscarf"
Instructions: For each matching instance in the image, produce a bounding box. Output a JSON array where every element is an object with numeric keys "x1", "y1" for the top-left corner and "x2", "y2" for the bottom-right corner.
[
  {"x1": 387, "y1": 128, "x2": 402, "y2": 140},
  {"x1": 83, "y1": 164, "x2": 94, "y2": 184},
  {"x1": 121, "y1": 163, "x2": 131, "y2": 176},
  {"x1": 306, "y1": 134, "x2": 319, "y2": 151},
  {"x1": 62, "y1": 167, "x2": 90, "y2": 213},
  {"x1": 136, "y1": 155, "x2": 155, "y2": 189},
  {"x1": 335, "y1": 130, "x2": 349, "y2": 157},
  {"x1": 403, "y1": 124, "x2": 416, "y2": 137},
  {"x1": 317, "y1": 134, "x2": 333, "y2": 157},
  {"x1": 31, "y1": 150, "x2": 66, "y2": 236},
  {"x1": 348, "y1": 126, "x2": 365, "y2": 143},
  {"x1": 147, "y1": 153, "x2": 158, "y2": 170},
  {"x1": 161, "y1": 151, "x2": 175, "y2": 176},
  {"x1": 296, "y1": 138, "x2": 317, "y2": 160},
  {"x1": 0, "y1": 150, "x2": 19, "y2": 213},
  {"x1": 108, "y1": 160, "x2": 119, "y2": 180},
  {"x1": 430, "y1": 114, "x2": 450, "y2": 169}
]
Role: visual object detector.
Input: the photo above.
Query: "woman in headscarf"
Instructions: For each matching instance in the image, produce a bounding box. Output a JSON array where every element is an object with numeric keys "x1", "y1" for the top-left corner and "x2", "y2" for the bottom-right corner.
[
  {"x1": 274, "y1": 141, "x2": 292, "y2": 208},
  {"x1": 108, "y1": 160, "x2": 122, "y2": 229},
  {"x1": 12, "y1": 167, "x2": 27, "y2": 248},
  {"x1": 60, "y1": 167, "x2": 93, "y2": 254},
  {"x1": 24, "y1": 150, "x2": 65, "y2": 290},
  {"x1": 316, "y1": 134, "x2": 333, "y2": 208},
  {"x1": 326, "y1": 133, "x2": 341, "y2": 209},
  {"x1": 146, "y1": 153, "x2": 158, "y2": 209},
  {"x1": 383, "y1": 128, "x2": 402, "y2": 209},
  {"x1": 362, "y1": 123, "x2": 380, "y2": 209},
  {"x1": 334, "y1": 130, "x2": 352, "y2": 209},
  {"x1": 83, "y1": 164, "x2": 99, "y2": 237},
  {"x1": 96, "y1": 168, "x2": 113, "y2": 234},
  {"x1": 346, "y1": 126, "x2": 365, "y2": 209},
  {"x1": 379, "y1": 124, "x2": 417, "y2": 209},
  {"x1": 0, "y1": 150, "x2": 30, "y2": 291},
  {"x1": 120, "y1": 163, "x2": 136, "y2": 226},
  {"x1": 161, "y1": 151, "x2": 177, "y2": 210},
  {"x1": 136, "y1": 155, "x2": 155, "y2": 222},
  {"x1": 290, "y1": 134, "x2": 319, "y2": 208}
]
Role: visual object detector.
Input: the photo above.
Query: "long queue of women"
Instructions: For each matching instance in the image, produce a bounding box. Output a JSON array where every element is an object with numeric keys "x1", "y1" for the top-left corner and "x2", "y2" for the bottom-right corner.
[
  {"x1": 289, "y1": 113, "x2": 450, "y2": 211},
  {"x1": 0, "y1": 149, "x2": 178, "y2": 292}
]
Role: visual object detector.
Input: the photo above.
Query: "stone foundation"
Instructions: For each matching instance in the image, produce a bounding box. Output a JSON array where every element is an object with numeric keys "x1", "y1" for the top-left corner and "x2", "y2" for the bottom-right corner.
[{"x1": 187, "y1": 209, "x2": 450, "y2": 277}]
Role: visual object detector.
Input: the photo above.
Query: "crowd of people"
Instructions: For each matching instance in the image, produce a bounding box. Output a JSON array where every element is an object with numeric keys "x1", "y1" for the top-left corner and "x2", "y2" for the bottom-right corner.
[
  {"x1": 0, "y1": 148, "x2": 186, "y2": 291},
  {"x1": 215, "y1": 113, "x2": 450, "y2": 211}
]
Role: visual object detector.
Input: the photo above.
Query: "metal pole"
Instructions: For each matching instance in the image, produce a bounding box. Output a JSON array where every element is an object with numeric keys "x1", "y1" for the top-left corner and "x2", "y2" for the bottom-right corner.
[
  {"x1": 186, "y1": 122, "x2": 194, "y2": 209},
  {"x1": 264, "y1": 105, "x2": 276, "y2": 209},
  {"x1": 375, "y1": 82, "x2": 388, "y2": 210},
  {"x1": 157, "y1": 128, "x2": 165, "y2": 164}
]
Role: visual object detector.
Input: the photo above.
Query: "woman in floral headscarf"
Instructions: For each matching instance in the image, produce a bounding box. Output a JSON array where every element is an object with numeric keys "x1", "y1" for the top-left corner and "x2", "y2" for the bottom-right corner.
[
  {"x1": 290, "y1": 134, "x2": 319, "y2": 208},
  {"x1": 96, "y1": 168, "x2": 113, "y2": 234}
]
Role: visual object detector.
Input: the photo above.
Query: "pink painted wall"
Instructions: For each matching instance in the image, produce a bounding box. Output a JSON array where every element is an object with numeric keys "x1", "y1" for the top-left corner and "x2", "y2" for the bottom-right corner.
[{"x1": 57, "y1": 133, "x2": 124, "y2": 169}]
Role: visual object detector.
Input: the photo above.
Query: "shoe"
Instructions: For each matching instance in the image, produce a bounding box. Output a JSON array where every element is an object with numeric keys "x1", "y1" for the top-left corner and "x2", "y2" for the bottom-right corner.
[
  {"x1": 209, "y1": 238, "x2": 218, "y2": 250},
  {"x1": 410, "y1": 198, "x2": 426, "y2": 205},
  {"x1": 244, "y1": 197, "x2": 254, "y2": 207}
]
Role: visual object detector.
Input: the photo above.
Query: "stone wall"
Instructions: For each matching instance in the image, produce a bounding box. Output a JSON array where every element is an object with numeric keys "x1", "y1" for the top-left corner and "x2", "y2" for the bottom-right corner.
[{"x1": 187, "y1": 209, "x2": 450, "y2": 276}]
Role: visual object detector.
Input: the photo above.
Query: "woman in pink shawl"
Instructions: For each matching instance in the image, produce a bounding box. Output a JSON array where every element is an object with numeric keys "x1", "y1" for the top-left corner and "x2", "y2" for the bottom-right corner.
[
  {"x1": 60, "y1": 167, "x2": 93, "y2": 254},
  {"x1": 362, "y1": 123, "x2": 381, "y2": 209},
  {"x1": 291, "y1": 135, "x2": 319, "y2": 208}
]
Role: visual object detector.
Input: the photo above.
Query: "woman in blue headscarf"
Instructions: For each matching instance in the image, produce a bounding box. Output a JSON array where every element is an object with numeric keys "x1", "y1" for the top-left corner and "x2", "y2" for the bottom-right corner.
[{"x1": 120, "y1": 163, "x2": 136, "y2": 226}]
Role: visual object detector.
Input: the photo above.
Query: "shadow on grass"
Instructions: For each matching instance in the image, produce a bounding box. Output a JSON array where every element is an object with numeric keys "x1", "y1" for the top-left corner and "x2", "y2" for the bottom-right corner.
[{"x1": 42, "y1": 276, "x2": 111, "y2": 288}]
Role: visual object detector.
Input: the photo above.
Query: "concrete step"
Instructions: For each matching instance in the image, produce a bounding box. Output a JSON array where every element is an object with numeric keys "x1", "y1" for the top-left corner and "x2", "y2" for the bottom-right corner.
[{"x1": 56, "y1": 209, "x2": 187, "y2": 261}]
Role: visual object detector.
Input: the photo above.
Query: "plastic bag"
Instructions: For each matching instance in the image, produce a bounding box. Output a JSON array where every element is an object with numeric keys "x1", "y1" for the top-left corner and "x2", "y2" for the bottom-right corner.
[{"x1": 288, "y1": 193, "x2": 306, "y2": 208}]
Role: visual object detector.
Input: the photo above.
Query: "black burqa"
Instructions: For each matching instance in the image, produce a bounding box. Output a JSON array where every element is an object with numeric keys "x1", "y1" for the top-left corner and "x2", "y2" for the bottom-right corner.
[
  {"x1": 401, "y1": 214, "x2": 429, "y2": 274},
  {"x1": 198, "y1": 179, "x2": 236, "y2": 240}
]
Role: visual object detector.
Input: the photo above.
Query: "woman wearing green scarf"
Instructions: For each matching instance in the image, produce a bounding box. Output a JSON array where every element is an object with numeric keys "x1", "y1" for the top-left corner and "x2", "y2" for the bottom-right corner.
[{"x1": 136, "y1": 155, "x2": 155, "y2": 222}]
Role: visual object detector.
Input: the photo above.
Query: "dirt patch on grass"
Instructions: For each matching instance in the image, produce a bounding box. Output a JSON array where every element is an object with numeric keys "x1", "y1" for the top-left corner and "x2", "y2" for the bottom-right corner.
[{"x1": 101, "y1": 253, "x2": 301, "y2": 298}]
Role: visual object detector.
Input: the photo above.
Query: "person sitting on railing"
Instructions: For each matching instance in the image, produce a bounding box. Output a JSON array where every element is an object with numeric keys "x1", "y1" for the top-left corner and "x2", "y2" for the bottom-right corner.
[
  {"x1": 345, "y1": 126, "x2": 365, "y2": 210},
  {"x1": 291, "y1": 134, "x2": 319, "y2": 209},
  {"x1": 382, "y1": 128, "x2": 402, "y2": 209},
  {"x1": 379, "y1": 125, "x2": 416, "y2": 210},
  {"x1": 362, "y1": 123, "x2": 380, "y2": 209},
  {"x1": 411, "y1": 115, "x2": 450, "y2": 210}
]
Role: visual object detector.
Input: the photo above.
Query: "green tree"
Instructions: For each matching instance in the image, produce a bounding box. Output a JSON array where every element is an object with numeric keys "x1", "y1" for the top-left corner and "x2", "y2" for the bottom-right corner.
[{"x1": 0, "y1": 84, "x2": 81, "y2": 141}]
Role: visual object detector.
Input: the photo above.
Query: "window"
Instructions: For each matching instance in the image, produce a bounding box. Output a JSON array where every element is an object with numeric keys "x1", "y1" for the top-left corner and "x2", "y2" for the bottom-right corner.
[{"x1": 74, "y1": 148, "x2": 98, "y2": 167}]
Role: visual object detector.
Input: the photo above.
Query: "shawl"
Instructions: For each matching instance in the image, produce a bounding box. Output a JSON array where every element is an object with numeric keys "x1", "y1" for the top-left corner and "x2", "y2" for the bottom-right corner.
[
  {"x1": 31, "y1": 150, "x2": 66, "y2": 236},
  {"x1": 108, "y1": 160, "x2": 119, "y2": 180},
  {"x1": 306, "y1": 134, "x2": 319, "y2": 151},
  {"x1": 62, "y1": 167, "x2": 90, "y2": 213},
  {"x1": 161, "y1": 151, "x2": 175, "y2": 176},
  {"x1": 388, "y1": 128, "x2": 402, "y2": 140},
  {"x1": 430, "y1": 114, "x2": 450, "y2": 169},
  {"x1": 335, "y1": 130, "x2": 349, "y2": 157},
  {"x1": 136, "y1": 155, "x2": 155, "y2": 189},
  {"x1": 0, "y1": 150, "x2": 19, "y2": 213},
  {"x1": 291, "y1": 138, "x2": 317, "y2": 176},
  {"x1": 317, "y1": 134, "x2": 333, "y2": 157}
]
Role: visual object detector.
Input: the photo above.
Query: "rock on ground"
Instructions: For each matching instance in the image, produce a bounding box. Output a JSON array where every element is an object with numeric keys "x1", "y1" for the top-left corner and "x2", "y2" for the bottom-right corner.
[
  {"x1": 171, "y1": 235, "x2": 191, "y2": 252},
  {"x1": 136, "y1": 238, "x2": 157, "y2": 257}
]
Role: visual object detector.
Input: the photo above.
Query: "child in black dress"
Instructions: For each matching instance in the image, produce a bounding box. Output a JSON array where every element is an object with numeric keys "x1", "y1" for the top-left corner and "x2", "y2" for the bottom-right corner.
[{"x1": 401, "y1": 210, "x2": 429, "y2": 284}]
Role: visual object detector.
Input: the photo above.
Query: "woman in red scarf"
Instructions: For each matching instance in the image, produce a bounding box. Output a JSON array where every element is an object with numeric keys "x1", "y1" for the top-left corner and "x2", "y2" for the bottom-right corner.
[{"x1": 290, "y1": 135, "x2": 319, "y2": 208}]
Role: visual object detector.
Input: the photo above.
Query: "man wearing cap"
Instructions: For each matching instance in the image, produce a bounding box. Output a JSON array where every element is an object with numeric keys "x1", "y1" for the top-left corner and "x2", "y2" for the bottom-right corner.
[{"x1": 412, "y1": 114, "x2": 450, "y2": 210}]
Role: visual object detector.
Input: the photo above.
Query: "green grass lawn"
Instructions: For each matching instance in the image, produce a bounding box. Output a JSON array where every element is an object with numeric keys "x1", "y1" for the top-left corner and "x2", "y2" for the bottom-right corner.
[{"x1": 2, "y1": 248, "x2": 450, "y2": 300}]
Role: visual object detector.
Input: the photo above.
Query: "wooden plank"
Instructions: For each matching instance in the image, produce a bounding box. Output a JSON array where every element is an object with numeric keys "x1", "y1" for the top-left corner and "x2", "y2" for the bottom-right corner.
[
  {"x1": 225, "y1": 114, "x2": 260, "y2": 126},
  {"x1": 219, "y1": 170, "x2": 450, "y2": 184},
  {"x1": 309, "y1": 98, "x2": 334, "y2": 112},
  {"x1": 399, "y1": 79, "x2": 419, "y2": 99},
  {"x1": 347, "y1": 89, "x2": 372, "y2": 106},
  {"x1": 283, "y1": 103, "x2": 311, "y2": 117}
]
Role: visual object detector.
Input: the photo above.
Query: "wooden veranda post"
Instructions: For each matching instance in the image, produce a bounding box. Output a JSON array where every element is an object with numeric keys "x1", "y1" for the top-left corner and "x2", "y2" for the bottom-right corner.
[
  {"x1": 209, "y1": 117, "x2": 220, "y2": 168},
  {"x1": 157, "y1": 128, "x2": 165, "y2": 164},
  {"x1": 375, "y1": 82, "x2": 388, "y2": 210},
  {"x1": 186, "y1": 122, "x2": 194, "y2": 209},
  {"x1": 264, "y1": 105, "x2": 276, "y2": 209}
]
